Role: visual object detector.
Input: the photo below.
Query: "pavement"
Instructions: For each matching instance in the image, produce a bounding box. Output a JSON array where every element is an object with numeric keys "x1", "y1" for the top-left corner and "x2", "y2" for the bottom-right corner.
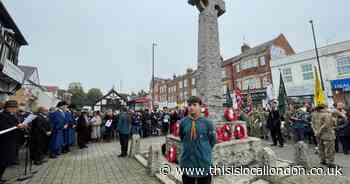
[
  {"x1": 3, "y1": 136, "x2": 349, "y2": 184},
  {"x1": 263, "y1": 140, "x2": 350, "y2": 177},
  {"x1": 139, "y1": 136, "x2": 350, "y2": 177},
  {"x1": 4, "y1": 141, "x2": 161, "y2": 184}
]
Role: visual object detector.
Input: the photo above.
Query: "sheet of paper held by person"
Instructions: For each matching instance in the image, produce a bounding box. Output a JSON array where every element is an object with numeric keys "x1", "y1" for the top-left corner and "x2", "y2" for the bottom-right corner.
[
  {"x1": 105, "y1": 120, "x2": 112, "y2": 127},
  {"x1": 0, "y1": 114, "x2": 37, "y2": 135}
]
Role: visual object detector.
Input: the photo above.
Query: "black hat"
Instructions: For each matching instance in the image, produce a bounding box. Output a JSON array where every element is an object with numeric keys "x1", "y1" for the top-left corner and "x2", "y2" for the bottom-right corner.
[
  {"x1": 56, "y1": 101, "x2": 67, "y2": 108},
  {"x1": 68, "y1": 104, "x2": 76, "y2": 109},
  {"x1": 187, "y1": 96, "x2": 202, "y2": 105},
  {"x1": 4, "y1": 100, "x2": 18, "y2": 108}
]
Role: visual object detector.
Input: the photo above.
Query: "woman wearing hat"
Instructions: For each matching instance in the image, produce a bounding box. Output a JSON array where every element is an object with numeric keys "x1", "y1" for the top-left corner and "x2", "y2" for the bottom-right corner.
[{"x1": 0, "y1": 100, "x2": 26, "y2": 183}]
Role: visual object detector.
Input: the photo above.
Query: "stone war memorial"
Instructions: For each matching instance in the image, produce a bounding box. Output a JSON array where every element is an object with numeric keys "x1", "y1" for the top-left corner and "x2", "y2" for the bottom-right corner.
[
  {"x1": 164, "y1": 0, "x2": 263, "y2": 169},
  {"x1": 133, "y1": 1, "x2": 350, "y2": 184}
]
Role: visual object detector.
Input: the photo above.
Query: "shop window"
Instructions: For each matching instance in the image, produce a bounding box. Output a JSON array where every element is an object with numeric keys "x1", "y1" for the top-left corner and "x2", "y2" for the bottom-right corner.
[
  {"x1": 337, "y1": 56, "x2": 350, "y2": 76},
  {"x1": 282, "y1": 68, "x2": 293, "y2": 82},
  {"x1": 301, "y1": 64, "x2": 313, "y2": 80},
  {"x1": 240, "y1": 58, "x2": 258, "y2": 70},
  {"x1": 259, "y1": 56, "x2": 266, "y2": 66}
]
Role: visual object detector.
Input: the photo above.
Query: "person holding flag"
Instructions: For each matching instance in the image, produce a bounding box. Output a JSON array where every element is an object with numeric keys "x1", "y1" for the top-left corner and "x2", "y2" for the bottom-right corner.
[
  {"x1": 267, "y1": 72, "x2": 286, "y2": 147},
  {"x1": 313, "y1": 66, "x2": 327, "y2": 107},
  {"x1": 311, "y1": 66, "x2": 338, "y2": 168}
]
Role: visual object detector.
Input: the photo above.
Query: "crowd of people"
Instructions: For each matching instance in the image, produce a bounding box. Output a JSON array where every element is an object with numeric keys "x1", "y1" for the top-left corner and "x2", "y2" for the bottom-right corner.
[
  {"x1": 1, "y1": 97, "x2": 350, "y2": 183},
  {"x1": 246, "y1": 100, "x2": 350, "y2": 168},
  {"x1": 0, "y1": 99, "x2": 188, "y2": 183}
]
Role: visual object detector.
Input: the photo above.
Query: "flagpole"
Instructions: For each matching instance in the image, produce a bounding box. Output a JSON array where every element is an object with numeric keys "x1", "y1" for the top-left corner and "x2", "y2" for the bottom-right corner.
[{"x1": 309, "y1": 20, "x2": 325, "y2": 90}]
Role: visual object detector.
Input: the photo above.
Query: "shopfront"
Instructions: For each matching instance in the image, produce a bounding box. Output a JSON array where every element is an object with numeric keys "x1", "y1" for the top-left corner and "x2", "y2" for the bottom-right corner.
[{"x1": 331, "y1": 78, "x2": 350, "y2": 108}]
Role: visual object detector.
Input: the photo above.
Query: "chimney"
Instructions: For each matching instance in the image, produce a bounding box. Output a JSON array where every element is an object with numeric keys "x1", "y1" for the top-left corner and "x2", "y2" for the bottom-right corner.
[
  {"x1": 186, "y1": 68, "x2": 193, "y2": 74},
  {"x1": 241, "y1": 43, "x2": 250, "y2": 53}
]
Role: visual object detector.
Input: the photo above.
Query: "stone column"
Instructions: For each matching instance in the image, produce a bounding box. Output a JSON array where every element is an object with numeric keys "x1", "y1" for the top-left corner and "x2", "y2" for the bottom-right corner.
[{"x1": 188, "y1": 0, "x2": 226, "y2": 122}]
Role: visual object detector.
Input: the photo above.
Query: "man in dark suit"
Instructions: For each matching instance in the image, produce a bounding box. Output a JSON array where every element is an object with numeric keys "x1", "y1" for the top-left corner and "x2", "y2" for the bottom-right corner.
[
  {"x1": 0, "y1": 100, "x2": 26, "y2": 184},
  {"x1": 267, "y1": 100, "x2": 284, "y2": 147},
  {"x1": 30, "y1": 107, "x2": 52, "y2": 165}
]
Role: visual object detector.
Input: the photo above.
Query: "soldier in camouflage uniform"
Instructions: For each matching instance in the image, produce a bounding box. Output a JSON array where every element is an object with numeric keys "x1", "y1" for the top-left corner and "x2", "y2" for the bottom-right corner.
[
  {"x1": 262, "y1": 108, "x2": 270, "y2": 140},
  {"x1": 248, "y1": 109, "x2": 262, "y2": 138},
  {"x1": 312, "y1": 104, "x2": 338, "y2": 168},
  {"x1": 253, "y1": 107, "x2": 269, "y2": 139},
  {"x1": 284, "y1": 104, "x2": 296, "y2": 141}
]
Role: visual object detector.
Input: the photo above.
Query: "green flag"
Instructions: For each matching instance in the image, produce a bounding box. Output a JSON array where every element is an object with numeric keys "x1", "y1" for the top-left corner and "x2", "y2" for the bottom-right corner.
[
  {"x1": 278, "y1": 71, "x2": 287, "y2": 115},
  {"x1": 225, "y1": 86, "x2": 233, "y2": 107}
]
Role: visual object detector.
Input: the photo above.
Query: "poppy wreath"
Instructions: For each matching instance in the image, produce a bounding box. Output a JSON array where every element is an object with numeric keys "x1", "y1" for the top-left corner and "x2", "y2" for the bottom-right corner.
[
  {"x1": 222, "y1": 124, "x2": 232, "y2": 141},
  {"x1": 171, "y1": 121, "x2": 180, "y2": 137},
  {"x1": 233, "y1": 124, "x2": 245, "y2": 139},
  {"x1": 167, "y1": 144, "x2": 177, "y2": 163},
  {"x1": 216, "y1": 127, "x2": 224, "y2": 143}
]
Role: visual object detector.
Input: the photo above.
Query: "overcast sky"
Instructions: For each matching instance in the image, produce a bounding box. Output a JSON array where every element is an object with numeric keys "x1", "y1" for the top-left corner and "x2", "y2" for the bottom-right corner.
[{"x1": 3, "y1": 0, "x2": 350, "y2": 94}]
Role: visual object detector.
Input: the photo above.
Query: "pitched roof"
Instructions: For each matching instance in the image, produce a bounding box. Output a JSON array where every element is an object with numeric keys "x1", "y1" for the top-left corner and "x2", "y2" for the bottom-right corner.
[
  {"x1": 44, "y1": 86, "x2": 59, "y2": 92},
  {"x1": 223, "y1": 34, "x2": 285, "y2": 66},
  {"x1": 18, "y1": 65, "x2": 37, "y2": 81},
  {"x1": 154, "y1": 77, "x2": 168, "y2": 81},
  {"x1": 0, "y1": 1, "x2": 28, "y2": 45},
  {"x1": 95, "y1": 88, "x2": 129, "y2": 105}
]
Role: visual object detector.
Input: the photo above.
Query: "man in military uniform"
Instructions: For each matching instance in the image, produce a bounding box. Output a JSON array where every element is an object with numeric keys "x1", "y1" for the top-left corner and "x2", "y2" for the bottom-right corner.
[
  {"x1": 261, "y1": 108, "x2": 270, "y2": 140},
  {"x1": 312, "y1": 104, "x2": 337, "y2": 168},
  {"x1": 284, "y1": 104, "x2": 296, "y2": 141},
  {"x1": 249, "y1": 107, "x2": 265, "y2": 138}
]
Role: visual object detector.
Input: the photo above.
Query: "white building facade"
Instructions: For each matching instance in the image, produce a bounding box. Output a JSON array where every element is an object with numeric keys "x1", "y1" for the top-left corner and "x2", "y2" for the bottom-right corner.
[{"x1": 271, "y1": 40, "x2": 350, "y2": 106}]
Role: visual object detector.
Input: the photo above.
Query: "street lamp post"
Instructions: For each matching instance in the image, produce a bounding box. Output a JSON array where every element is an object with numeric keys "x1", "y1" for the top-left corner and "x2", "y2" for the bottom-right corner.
[
  {"x1": 309, "y1": 20, "x2": 325, "y2": 90},
  {"x1": 152, "y1": 42, "x2": 157, "y2": 111}
]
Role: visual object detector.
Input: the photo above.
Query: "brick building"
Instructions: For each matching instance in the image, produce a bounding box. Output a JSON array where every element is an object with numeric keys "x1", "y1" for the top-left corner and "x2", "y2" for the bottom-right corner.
[
  {"x1": 175, "y1": 68, "x2": 197, "y2": 108},
  {"x1": 150, "y1": 68, "x2": 197, "y2": 110},
  {"x1": 222, "y1": 34, "x2": 295, "y2": 106},
  {"x1": 150, "y1": 77, "x2": 169, "y2": 109}
]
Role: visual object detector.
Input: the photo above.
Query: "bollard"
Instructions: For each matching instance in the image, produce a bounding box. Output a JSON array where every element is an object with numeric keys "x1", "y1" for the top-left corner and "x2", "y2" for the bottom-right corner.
[
  {"x1": 147, "y1": 146, "x2": 160, "y2": 176},
  {"x1": 129, "y1": 134, "x2": 141, "y2": 158}
]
